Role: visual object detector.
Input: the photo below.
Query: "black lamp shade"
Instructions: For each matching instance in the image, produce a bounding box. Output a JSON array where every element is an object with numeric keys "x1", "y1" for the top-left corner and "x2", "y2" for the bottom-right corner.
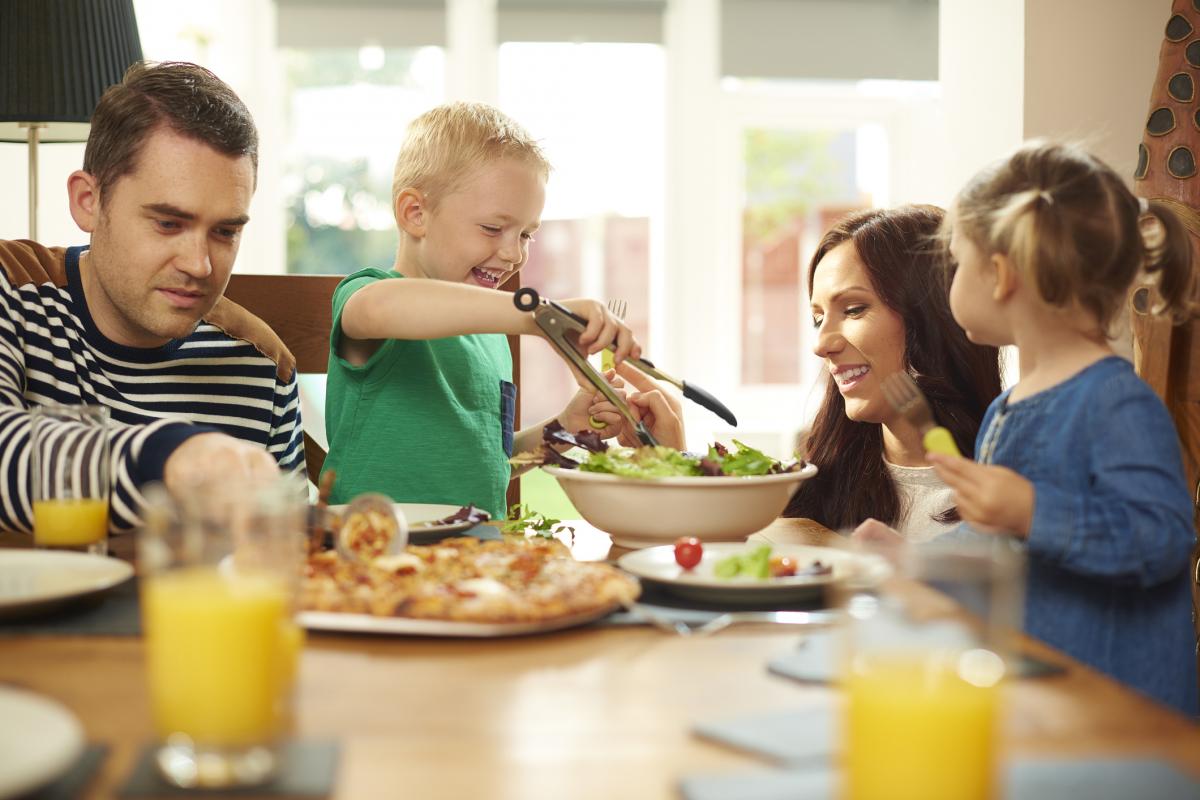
[{"x1": 0, "y1": 0, "x2": 143, "y2": 142}]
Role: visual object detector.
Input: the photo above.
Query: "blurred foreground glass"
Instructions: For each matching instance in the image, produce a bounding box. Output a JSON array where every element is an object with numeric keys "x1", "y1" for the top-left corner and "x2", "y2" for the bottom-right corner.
[
  {"x1": 138, "y1": 478, "x2": 306, "y2": 789},
  {"x1": 31, "y1": 404, "x2": 110, "y2": 555},
  {"x1": 840, "y1": 541, "x2": 1024, "y2": 800}
]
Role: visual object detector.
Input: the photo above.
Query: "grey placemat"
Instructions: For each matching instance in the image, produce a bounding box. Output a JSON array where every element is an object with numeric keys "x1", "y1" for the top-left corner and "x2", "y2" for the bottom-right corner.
[
  {"x1": 26, "y1": 744, "x2": 107, "y2": 800},
  {"x1": 694, "y1": 706, "x2": 835, "y2": 764},
  {"x1": 767, "y1": 629, "x2": 1065, "y2": 684},
  {"x1": 118, "y1": 740, "x2": 339, "y2": 797},
  {"x1": 0, "y1": 577, "x2": 141, "y2": 636},
  {"x1": 679, "y1": 759, "x2": 1200, "y2": 800}
]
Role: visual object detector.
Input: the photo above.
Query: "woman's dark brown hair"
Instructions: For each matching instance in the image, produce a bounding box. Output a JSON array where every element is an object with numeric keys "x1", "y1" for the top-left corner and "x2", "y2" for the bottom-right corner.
[{"x1": 783, "y1": 205, "x2": 1002, "y2": 530}]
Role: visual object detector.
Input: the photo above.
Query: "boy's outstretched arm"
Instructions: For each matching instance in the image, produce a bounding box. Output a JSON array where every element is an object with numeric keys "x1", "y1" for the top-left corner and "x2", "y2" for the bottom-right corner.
[{"x1": 342, "y1": 280, "x2": 641, "y2": 363}]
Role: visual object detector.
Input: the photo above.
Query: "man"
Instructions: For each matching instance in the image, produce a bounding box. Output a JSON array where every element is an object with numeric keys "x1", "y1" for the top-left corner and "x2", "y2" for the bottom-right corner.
[{"x1": 0, "y1": 61, "x2": 304, "y2": 534}]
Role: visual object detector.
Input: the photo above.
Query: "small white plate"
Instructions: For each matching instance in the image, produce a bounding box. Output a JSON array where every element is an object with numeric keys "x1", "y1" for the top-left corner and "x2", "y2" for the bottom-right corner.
[
  {"x1": 299, "y1": 604, "x2": 616, "y2": 638},
  {"x1": 0, "y1": 550, "x2": 134, "y2": 620},
  {"x1": 617, "y1": 543, "x2": 890, "y2": 605},
  {"x1": 326, "y1": 503, "x2": 487, "y2": 544},
  {"x1": 0, "y1": 686, "x2": 85, "y2": 799}
]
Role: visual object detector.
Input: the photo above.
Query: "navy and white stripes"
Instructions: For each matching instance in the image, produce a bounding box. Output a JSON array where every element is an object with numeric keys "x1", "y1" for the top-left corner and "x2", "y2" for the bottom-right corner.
[{"x1": 0, "y1": 242, "x2": 305, "y2": 534}]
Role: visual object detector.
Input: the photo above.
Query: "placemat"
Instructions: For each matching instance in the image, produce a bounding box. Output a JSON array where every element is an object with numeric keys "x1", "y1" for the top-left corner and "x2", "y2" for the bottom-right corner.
[
  {"x1": 26, "y1": 744, "x2": 107, "y2": 800},
  {"x1": 766, "y1": 629, "x2": 1065, "y2": 684},
  {"x1": 694, "y1": 706, "x2": 835, "y2": 764},
  {"x1": 0, "y1": 577, "x2": 141, "y2": 637},
  {"x1": 118, "y1": 740, "x2": 340, "y2": 798},
  {"x1": 679, "y1": 758, "x2": 1200, "y2": 800}
]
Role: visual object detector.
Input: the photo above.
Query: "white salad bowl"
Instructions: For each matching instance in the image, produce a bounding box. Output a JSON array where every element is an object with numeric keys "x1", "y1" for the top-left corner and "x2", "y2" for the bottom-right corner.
[{"x1": 543, "y1": 462, "x2": 818, "y2": 549}]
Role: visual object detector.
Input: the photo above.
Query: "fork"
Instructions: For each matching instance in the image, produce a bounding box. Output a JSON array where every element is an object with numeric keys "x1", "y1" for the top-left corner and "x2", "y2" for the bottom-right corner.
[
  {"x1": 880, "y1": 372, "x2": 961, "y2": 457},
  {"x1": 589, "y1": 299, "x2": 628, "y2": 430},
  {"x1": 630, "y1": 605, "x2": 838, "y2": 637}
]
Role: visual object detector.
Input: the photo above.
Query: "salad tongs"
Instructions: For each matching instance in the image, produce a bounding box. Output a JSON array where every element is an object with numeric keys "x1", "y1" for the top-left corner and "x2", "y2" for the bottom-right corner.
[{"x1": 514, "y1": 288, "x2": 738, "y2": 446}]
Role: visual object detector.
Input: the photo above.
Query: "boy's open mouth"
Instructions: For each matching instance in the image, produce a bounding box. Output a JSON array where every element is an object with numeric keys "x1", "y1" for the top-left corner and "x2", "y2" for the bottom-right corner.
[{"x1": 471, "y1": 267, "x2": 506, "y2": 288}]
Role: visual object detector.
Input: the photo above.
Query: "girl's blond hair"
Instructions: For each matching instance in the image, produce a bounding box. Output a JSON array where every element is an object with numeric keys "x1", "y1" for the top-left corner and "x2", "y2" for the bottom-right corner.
[
  {"x1": 951, "y1": 141, "x2": 1194, "y2": 332},
  {"x1": 391, "y1": 102, "x2": 550, "y2": 218}
]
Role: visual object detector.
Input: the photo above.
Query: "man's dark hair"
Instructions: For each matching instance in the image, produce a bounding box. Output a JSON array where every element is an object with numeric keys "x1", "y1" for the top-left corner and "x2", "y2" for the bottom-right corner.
[{"x1": 83, "y1": 60, "x2": 258, "y2": 199}]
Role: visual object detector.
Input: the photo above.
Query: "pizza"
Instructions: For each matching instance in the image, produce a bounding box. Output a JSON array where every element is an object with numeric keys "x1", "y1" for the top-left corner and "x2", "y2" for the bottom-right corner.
[{"x1": 301, "y1": 534, "x2": 640, "y2": 625}]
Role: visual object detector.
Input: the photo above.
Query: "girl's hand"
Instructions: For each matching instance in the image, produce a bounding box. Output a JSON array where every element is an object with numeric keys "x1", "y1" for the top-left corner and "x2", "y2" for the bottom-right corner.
[
  {"x1": 928, "y1": 454, "x2": 1035, "y2": 538},
  {"x1": 557, "y1": 370, "x2": 629, "y2": 436},
  {"x1": 557, "y1": 298, "x2": 642, "y2": 365},
  {"x1": 612, "y1": 363, "x2": 686, "y2": 450}
]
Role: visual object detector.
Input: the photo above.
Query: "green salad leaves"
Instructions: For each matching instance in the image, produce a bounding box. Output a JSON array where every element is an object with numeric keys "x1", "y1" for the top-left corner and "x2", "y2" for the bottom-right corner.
[
  {"x1": 579, "y1": 440, "x2": 798, "y2": 479},
  {"x1": 713, "y1": 544, "x2": 773, "y2": 579},
  {"x1": 501, "y1": 504, "x2": 574, "y2": 540}
]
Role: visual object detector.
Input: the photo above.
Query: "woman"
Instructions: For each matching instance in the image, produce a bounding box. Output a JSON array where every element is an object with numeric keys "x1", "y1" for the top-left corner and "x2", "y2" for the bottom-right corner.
[
  {"x1": 612, "y1": 205, "x2": 1000, "y2": 540},
  {"x1": 784, "y1": 205, "x2": 1001, "y2": 539}
]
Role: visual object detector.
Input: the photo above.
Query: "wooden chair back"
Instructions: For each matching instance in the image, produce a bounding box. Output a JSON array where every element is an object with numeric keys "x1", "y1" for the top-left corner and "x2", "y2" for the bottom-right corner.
[
  {"x1": 1131, "y1": 293, "x2": 1200, "y2": 705},
  {"x1": 224, "y1": 273, "x2": 341, "y2": 484},
  {"x1": 224, "y1": 273, "x2": 522, "y2": 510}
]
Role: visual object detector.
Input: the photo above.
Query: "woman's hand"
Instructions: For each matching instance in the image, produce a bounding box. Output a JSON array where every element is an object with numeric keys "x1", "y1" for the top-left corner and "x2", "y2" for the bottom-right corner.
[
  {"x1": 928, "y1": 454, "x2": 1034, "y2": 538},
  {"x1": 611, "y1": 363, "x2": 686, "y2": 450},
  {"x1": 851, "y1": 518, "x2": 905, "y2": 547}
]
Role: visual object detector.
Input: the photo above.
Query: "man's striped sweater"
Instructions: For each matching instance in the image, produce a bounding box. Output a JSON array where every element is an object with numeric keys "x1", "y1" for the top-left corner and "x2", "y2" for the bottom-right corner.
[{"x1": 0, "y1": 240, "x2": 305, "y2": 534}]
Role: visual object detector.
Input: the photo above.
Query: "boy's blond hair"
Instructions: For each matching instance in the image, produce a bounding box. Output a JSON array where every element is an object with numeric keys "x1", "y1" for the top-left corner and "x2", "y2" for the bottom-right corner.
[{"x1": 391, "y1": 102, "x2": 550, "y2": 220}]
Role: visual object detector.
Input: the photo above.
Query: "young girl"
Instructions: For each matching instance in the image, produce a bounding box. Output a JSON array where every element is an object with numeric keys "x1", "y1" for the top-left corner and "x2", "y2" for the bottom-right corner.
[{"x1": 889, "y1": 141, "x2": 1196, "y2": 714}]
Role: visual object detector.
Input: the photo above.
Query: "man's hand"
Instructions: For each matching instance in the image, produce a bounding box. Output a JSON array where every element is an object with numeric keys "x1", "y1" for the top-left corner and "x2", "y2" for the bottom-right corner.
[
  {"x1": 928, "y1": 453, "x2": 1034, "y2": 538},
  {"x1": 163, "y1": 433, "x2": 281, "y2": 494}
]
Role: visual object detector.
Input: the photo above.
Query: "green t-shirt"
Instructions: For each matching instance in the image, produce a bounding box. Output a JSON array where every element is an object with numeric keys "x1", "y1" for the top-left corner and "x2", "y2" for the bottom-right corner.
[{"x1": 322, "y1": 269, "x2": 516, "y2": 518}]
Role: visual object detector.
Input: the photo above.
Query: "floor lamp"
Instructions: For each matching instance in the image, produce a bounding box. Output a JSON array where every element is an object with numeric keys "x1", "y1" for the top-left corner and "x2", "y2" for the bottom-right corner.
[{"x1": 0, "y1": 0, "x2": 143, "y2": 240}]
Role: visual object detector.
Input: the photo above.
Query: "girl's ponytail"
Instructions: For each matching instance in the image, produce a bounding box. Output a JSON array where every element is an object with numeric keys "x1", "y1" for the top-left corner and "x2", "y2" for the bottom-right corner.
[{"x1": 1142, "y1": 197, "x2": 1197, "y2": 323}]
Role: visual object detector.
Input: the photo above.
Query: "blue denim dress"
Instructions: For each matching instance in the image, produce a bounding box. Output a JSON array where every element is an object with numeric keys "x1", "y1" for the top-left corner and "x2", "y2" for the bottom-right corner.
[{"x1": 973, "y1": 356, "x2": 1196, "y2": 715}]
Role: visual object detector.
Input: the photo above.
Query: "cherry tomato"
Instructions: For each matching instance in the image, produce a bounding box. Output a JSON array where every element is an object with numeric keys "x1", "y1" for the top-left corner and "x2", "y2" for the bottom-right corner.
[
  {"x1": 769, "y1": 555, "x2": 798, "y2": 578},
  {"x1": 674, "y1": 536, "x2": 703, "y2": 570}
]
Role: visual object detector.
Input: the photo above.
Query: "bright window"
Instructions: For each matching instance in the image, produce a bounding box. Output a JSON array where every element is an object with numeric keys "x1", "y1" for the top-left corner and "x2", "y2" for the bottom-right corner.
[{"x1": 281, "y1": 46, "x2": 445, "y2": 275}]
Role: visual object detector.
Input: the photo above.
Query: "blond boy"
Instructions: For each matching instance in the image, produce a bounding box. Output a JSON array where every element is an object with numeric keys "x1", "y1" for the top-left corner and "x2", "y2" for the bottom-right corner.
[{"x1": 322, "y1": 102, "x2": 638, "y2": 516}]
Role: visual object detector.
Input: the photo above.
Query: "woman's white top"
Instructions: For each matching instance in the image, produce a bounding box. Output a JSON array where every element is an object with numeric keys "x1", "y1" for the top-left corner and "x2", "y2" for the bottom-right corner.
[{"x1": 885, "y1": 461, "x2": 957, "y2": 543}]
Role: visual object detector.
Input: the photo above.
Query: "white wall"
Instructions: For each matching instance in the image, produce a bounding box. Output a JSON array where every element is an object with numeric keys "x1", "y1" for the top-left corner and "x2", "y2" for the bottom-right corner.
[
  {"x1": 938, "y1": 0, "x2": 1027, "y2": 202},
  {"x1": 1024, "y1": 0, "x2": 1164, "y2": 182},
  {"x1": 939, "y1": 0, "x2": 1165, "y2": 200}
]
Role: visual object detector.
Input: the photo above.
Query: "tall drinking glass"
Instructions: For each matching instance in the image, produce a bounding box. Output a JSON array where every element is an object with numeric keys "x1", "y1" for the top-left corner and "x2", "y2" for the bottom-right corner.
[
  {"x1": 840, "y1": 541, "x2": 1024, "y2": 800},
  {"x1": 139, "y1": 476, "x2": 306, "y2": 789},
  {"x1": 31, "y1": 404, "x2": 110, "y2": 555}
]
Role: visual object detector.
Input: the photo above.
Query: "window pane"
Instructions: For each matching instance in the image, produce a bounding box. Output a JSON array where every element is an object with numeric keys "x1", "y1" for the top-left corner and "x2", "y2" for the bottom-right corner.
[
  {"x1": 740, "y1": 128, "x2": 879, "y2": 385},
  {"x1": 282, "y1": 46, "x2": 445, "y2": 275},
  {"x1": 499, "y1": 42, "x2": 663, "y2": 429}
]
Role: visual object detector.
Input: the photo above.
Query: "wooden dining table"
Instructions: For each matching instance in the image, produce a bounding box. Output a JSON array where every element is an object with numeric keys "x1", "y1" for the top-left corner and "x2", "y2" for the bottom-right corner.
[{"x1": 2, "y1": 517, "x2": 1199, "y2": 799}]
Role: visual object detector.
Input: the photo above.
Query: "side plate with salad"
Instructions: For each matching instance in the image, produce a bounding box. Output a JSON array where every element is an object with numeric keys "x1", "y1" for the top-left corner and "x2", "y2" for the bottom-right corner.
[{"x1": 617, "y1": 543, "x2": 890, "y2": 606}]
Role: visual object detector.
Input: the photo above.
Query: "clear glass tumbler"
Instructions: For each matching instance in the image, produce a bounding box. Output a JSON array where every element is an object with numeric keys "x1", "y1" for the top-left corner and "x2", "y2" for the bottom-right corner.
[
  {"x1": 31, "y1": 404, "x2": 110, "y2": 555},
  {"x1": 840, "y1": 540, "x2": 1024, "y2": 800},
  {"x1": 139, "y1": 476, "x2": 306, "y2": 788}
]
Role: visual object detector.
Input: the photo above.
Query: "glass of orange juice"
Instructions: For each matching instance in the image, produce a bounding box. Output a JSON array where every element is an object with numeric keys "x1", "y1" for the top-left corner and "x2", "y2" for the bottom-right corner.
[
  {"x1": 840, "y1": 542, "x2": 1024, "y2": 800},
  {"x1": 138, "y1": 476, "x2": 306, "y2": 789},
  {"x1": 31, "y1": 404, "x2": 110, "y2": 555}
]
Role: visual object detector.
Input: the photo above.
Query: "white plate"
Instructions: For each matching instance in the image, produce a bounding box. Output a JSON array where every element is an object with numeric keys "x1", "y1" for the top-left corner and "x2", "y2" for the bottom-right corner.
[
  {"x1": 299, "y1": 604, "x2": 616, "y2": 638},
  {"x1": 0, "y1": 686, "x2": 85, "y2": 799},
  {"x1": 326, "y1": 502, "x2": 487, "y2": 544},
  {"x1": 617, "y1": 543, "x2": 890, "y2": 605},
  {"x1": 0, "y1": 550, "x2": 134, "y2": 620}
]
